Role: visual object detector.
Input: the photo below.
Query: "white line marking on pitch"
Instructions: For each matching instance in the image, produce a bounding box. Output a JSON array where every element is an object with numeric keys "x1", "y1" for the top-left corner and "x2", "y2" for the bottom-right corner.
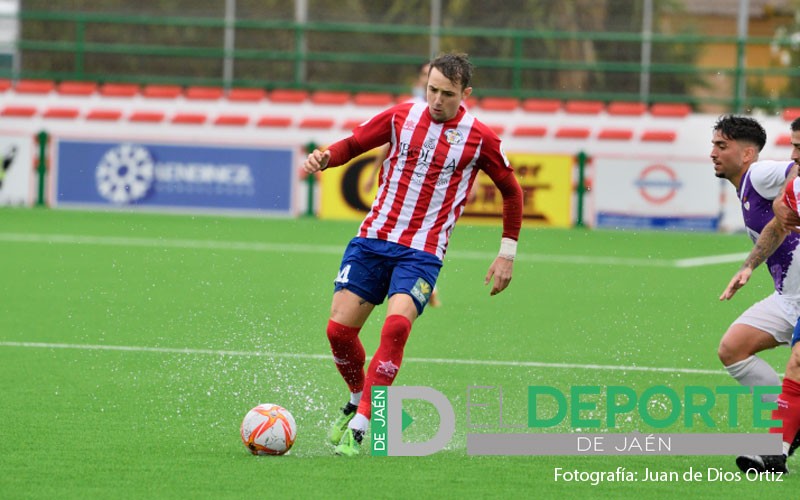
[
  {"x1": 0, "y1": 341, "x2": 727, "y2": 376},
  {"x1": 0, "y1": 232, "x2": 345, "y2": 255},
  {"x1": 0, "y1": 232, "x2": 739, "y2": 268},
  {"x1": 674, "y1": 253, "x2": 749, "y2": 268}
]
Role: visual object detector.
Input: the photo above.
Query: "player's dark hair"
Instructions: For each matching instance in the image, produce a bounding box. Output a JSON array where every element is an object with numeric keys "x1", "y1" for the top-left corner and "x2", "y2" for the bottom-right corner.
[
  {"x1": 713, "y1": 114, "x2": 766, "y2": 152},
  {"x1": 791, "y1": 117, "x2": 800, "y2": 133},
  {"x1": 430, "y1": 52, "x2": 473, "y2": 91}
]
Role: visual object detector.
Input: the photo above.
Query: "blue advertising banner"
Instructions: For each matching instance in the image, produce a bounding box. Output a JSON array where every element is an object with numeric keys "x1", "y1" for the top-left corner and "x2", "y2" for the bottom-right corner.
[{"x1": 54, "y1": 139, "x2": 295, "y2": 215}]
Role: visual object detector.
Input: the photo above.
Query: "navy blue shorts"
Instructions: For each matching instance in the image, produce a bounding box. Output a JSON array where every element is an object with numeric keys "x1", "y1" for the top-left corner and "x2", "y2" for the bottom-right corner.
[
  {"x1": 333, "y1": 237, "x2": 442, "y2": 316},
  {"x1": 793, "y1": 318, "x2": 800, "y2": 347}
]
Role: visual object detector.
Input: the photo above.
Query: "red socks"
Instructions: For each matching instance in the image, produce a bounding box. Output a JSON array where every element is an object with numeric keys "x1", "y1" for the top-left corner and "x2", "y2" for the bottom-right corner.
[
  {"x1": 326, "y1": 320, "x2": 365, "y2": 393},
  {"x1": 327, "y1": 315, "x2": 413, "y2": 419},
  {"x1": 357, "y1": 314, "x2": 412, "y2": 418},
  {"x1": 770, "y1": 377, "x2": 800, "y2": 450}
]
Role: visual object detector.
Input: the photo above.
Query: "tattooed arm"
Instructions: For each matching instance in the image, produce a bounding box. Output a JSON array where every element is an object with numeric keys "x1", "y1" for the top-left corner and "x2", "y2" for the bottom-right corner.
[{"x1": 720, "y1": 217, "x2": 790, "y2": 301}]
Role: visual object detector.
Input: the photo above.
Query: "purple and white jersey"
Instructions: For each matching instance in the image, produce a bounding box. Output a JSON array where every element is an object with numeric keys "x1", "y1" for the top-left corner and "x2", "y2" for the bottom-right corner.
[{"x1": 739, "y1": 160, "x2": 800, "y2": 299}]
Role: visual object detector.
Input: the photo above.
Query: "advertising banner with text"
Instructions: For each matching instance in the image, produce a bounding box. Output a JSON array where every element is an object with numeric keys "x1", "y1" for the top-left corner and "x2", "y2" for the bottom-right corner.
[
  {"x1": 54, "y1": 139, "x2": 295, "y2": 216},
  {"x1": 320, "y1": 150, "x2": 573, "y2": 228}
]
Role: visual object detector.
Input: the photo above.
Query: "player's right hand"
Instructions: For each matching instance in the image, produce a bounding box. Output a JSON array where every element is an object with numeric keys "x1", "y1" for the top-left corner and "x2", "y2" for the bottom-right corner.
[
  {"x1": 719, "y1": 267, "x2": 752, "y2": 301},
  {"x1": 303, "y1": 149, "x2": 330, "y2": 174}
]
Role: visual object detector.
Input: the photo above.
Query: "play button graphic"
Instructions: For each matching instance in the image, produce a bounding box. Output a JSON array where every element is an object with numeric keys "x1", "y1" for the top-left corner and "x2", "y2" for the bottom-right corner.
[{"x1": 402, "y1": 409, "x2": 414, "y2": 431}]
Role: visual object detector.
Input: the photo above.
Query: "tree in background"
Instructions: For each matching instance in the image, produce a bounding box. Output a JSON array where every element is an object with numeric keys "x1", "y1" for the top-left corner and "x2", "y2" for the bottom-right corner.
[{"x1": 765, "y1": 1, "x2": 800, "y2": 108}]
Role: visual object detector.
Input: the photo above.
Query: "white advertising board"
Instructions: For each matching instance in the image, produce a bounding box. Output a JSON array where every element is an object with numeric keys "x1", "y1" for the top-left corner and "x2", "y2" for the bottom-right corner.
[
  {"x1": 0, "y1": 133, "x2": 34, "y2": 206},
  {"x1": 593, "y1": 156, "x2": 722, "y2": 231}
]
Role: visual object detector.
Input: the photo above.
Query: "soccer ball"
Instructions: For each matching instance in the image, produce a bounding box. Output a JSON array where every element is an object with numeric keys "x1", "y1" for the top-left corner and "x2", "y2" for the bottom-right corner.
[{"x1": 240, "y1": 403, "x2": 297, "y2": 456}]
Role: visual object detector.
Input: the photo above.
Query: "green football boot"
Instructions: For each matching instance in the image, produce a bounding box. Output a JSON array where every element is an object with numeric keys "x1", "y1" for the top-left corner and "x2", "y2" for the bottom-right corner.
[
  {"x1": 328, "y1": 402, "x2": 358, "y2": 445},
  {"x1": 334, "y1": 428, "x2": 363, "y2": 457}
]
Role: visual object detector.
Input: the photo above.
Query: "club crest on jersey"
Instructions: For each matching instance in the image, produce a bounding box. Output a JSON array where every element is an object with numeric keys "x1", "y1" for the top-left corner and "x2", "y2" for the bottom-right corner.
[{"x1": 445, "y1": 129, "x2": 464, "y2": 145}]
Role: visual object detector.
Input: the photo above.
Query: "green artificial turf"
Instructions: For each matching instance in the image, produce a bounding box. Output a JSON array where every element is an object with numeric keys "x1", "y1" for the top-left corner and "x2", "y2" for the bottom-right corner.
[{"x1": 0, "y1": 207, "x2": 794, "y2": 498}]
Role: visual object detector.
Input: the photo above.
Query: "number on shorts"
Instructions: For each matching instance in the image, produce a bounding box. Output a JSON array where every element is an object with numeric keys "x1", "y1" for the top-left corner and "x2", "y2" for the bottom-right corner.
[{"x1": 335, "y1": 264, "x2": 351, "y2": 284}]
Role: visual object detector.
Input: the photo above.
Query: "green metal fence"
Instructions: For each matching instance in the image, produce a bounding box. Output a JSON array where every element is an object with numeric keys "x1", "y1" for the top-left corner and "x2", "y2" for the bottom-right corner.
[{"x1": 4, "y1": 9, "x2": 800, "y2": 112}]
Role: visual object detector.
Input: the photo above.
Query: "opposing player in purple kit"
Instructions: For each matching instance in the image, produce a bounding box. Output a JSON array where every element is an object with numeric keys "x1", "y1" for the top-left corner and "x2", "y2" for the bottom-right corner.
[{"x1": 715, "y1": 114, "x2": 800, "y2": 473}]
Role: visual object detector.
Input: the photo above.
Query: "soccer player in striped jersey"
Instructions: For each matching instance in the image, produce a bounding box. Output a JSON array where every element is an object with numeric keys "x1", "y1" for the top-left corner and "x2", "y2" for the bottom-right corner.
[
  {"x1": 302, "y1": 52, "x2": 524, "y2": 456},
  {"x1": 716, "y1": 115, "x2": 800, "y2": 473}
]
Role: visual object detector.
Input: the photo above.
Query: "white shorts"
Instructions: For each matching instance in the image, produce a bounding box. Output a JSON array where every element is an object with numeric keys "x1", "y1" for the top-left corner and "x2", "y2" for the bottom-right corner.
[{"x1": 733, "y1": 292, "x2": 797, "y2": 345}]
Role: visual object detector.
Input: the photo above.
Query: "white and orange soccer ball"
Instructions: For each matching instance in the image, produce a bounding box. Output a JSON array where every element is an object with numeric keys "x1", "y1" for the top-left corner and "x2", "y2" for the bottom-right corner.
[{"x1": 240, "y1": 403, "x2": 297, "y2": 456}]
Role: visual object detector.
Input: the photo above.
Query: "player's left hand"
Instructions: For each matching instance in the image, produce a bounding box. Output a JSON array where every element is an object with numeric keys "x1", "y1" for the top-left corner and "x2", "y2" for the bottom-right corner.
[
  {"x1": 485, "y1": 256, "x2": 513, "y2": 296},
  {"x1": 719, "y1": 267, "x2": 752, "y2": 301}
]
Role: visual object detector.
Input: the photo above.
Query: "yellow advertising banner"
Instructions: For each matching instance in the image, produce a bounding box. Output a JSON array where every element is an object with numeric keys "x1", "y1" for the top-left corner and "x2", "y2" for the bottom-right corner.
[
  {"x1": 464, "y1": 152, "x2": 573, "y2": 227},
  {"x1": 320, "y1": 150, "x2": 573, "y2": 228},
  {"x1": 319, "y1": 147, "x2": 384, "y2": 221}
]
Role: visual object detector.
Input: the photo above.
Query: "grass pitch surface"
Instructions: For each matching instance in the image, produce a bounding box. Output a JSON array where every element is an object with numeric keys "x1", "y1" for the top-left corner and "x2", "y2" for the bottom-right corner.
[{"x1": 0, "y1": 207, "x2": 794, "y2": 498}]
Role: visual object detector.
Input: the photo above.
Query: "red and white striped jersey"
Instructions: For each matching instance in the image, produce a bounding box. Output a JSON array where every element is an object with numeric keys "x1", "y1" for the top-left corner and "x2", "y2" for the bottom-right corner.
[
  {"x1": 784, "y1": 174, "x2": 800, "y2": 215},
  {"x1": 350, "y1": 101, "x2": 513, "y2": 260}
]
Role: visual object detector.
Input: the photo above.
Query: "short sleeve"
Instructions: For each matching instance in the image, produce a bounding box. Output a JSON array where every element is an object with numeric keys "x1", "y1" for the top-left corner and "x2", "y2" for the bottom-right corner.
[{"x1": 748, "y1": 160, "x2": 794, "y2": 200}]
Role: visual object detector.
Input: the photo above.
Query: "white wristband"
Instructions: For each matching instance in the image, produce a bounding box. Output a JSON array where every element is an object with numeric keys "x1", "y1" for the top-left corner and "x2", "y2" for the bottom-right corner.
[{"x1": 498, "y1": 237, "x2": 517, "y2": 260}]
